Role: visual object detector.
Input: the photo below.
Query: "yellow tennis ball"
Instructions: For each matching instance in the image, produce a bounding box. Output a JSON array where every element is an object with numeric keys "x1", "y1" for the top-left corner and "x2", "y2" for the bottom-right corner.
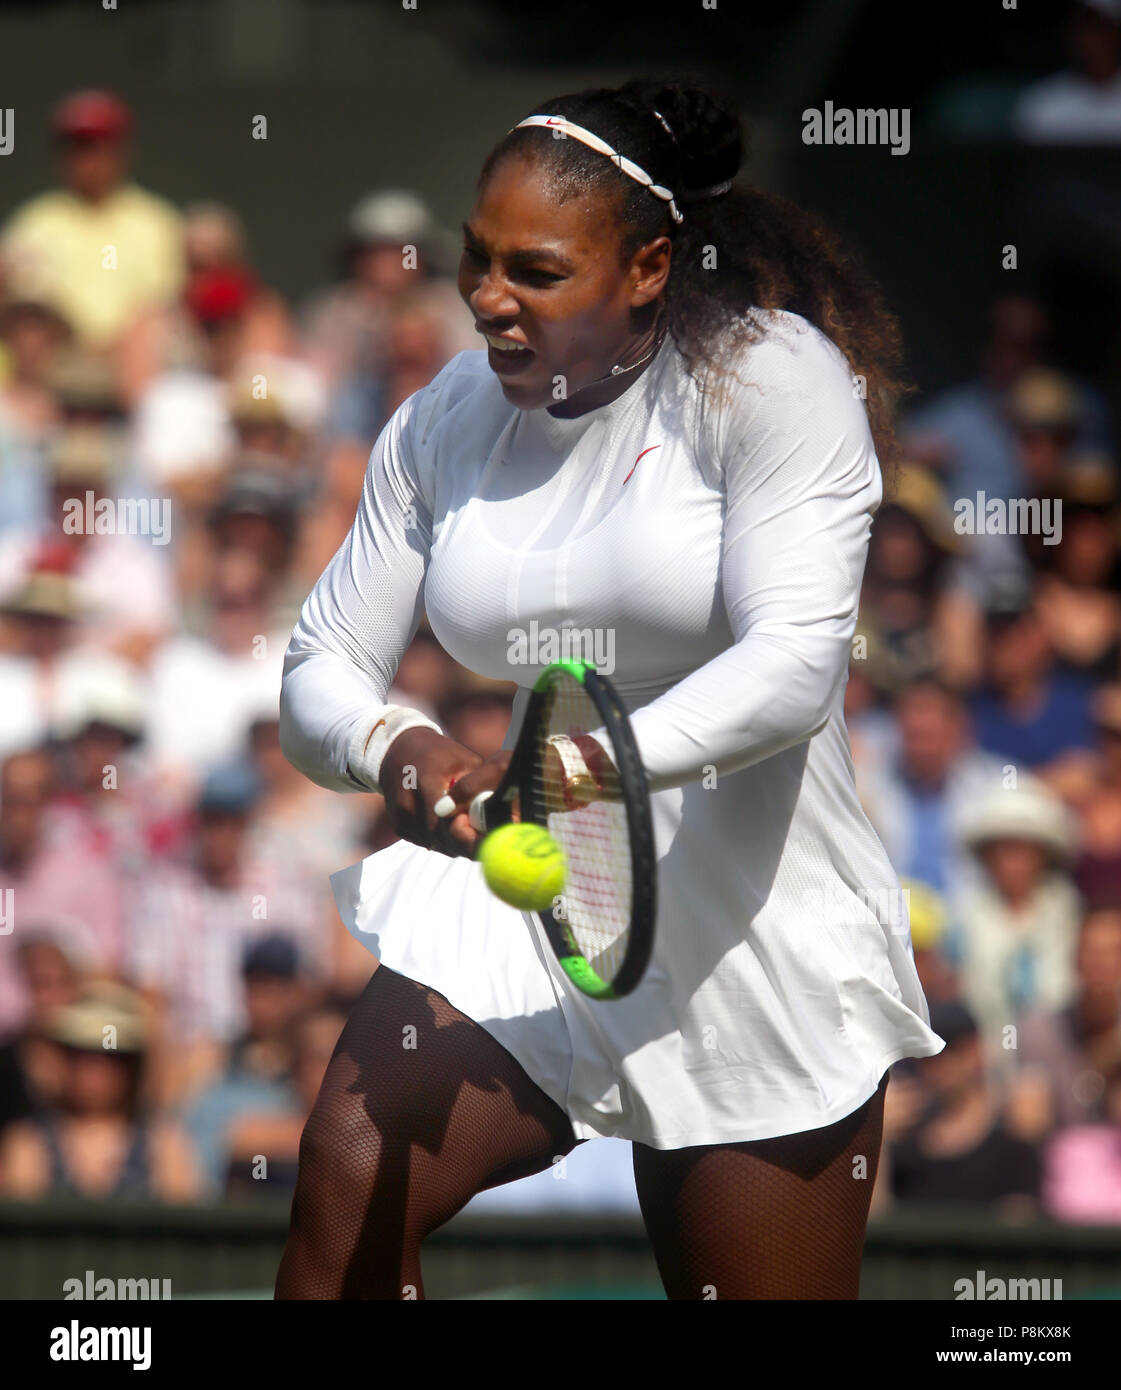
[{"x1": 479, "y1": 823, "x2": 566, "y2": 912}]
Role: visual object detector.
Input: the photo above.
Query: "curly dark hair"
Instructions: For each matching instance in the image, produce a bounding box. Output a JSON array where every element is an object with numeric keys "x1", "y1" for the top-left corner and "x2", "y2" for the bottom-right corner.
[{"x1": 480, "y1": 77, "x2": 912, "y2": 477}]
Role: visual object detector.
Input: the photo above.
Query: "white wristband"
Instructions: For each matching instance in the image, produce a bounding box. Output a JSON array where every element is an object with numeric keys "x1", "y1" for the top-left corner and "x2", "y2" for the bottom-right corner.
[
  {"x1": 547, "y1": 733, "x2": 591, "y2": 783},
  {"x1": 346, "y1": 706, "x2": 443, "y2": 794}
]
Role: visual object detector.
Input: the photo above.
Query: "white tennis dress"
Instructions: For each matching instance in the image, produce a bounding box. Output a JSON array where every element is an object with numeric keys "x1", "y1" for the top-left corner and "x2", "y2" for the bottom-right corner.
[{"x1": 280, "y1": 310, "x2": 944, "y2": 1149}]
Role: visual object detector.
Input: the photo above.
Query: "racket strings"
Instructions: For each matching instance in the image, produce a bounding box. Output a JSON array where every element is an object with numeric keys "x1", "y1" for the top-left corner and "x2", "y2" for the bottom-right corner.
[{"x1": 534, "y1": 680, "x2": 633, "y2": 983}]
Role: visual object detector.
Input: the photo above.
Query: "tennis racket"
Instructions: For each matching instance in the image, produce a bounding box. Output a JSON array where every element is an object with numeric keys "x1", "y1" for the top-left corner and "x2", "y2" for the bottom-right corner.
[{"x1": 469, "y1": 659, "x2": 656, "y2": 1000}]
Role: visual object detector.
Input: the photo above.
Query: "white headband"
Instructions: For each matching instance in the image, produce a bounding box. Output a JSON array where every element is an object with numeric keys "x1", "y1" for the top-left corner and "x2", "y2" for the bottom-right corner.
[{"x1": 512, "y1": 114, "x2": 684, "y2": 224}]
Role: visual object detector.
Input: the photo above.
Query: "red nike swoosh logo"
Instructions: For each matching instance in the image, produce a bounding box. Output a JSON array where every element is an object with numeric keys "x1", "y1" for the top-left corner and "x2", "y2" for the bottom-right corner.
[{"x1": 623, "y1": 444, "x2": 661, "y2": 485}]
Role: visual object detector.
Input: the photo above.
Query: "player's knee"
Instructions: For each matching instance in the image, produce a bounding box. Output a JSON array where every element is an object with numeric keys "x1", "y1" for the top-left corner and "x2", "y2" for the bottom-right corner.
[{"x1": 296, "y1": 1091, "x2": 388, "y2": 1196}]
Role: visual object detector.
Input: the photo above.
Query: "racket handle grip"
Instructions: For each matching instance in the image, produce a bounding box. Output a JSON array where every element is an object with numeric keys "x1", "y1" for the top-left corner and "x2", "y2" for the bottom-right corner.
[{"x1": 468, "y1": 790, "x2": 492, "y2": 833}]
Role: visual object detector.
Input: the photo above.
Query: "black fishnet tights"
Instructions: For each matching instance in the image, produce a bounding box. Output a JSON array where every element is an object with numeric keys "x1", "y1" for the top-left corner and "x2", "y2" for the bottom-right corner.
[
  {"x1": 633, "y1": 1073, "x2": 888, "y2": 1299},
  {"x1": 275, "y1": 965, "x2": 886, "y2": 1300},
  {"x1": 275, "y1": 966, "x2": 579, "y2": 1300}
]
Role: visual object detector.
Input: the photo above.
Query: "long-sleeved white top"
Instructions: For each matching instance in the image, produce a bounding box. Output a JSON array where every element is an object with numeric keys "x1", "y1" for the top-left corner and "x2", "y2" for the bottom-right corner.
[{"x1": 281, "y1": 311, "x2": 943, "y2": 1147}]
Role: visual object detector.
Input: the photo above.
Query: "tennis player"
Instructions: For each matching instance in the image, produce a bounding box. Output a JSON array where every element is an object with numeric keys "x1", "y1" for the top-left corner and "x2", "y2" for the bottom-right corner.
[{"x1": 275, "y1": 78, "x2": 944, "y2": 1300}]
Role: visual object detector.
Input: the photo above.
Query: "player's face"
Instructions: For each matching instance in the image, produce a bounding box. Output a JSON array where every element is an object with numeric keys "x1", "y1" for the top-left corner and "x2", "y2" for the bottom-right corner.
[{"x1": 459, "y1": 155, "x2": 669, "y2": 410}]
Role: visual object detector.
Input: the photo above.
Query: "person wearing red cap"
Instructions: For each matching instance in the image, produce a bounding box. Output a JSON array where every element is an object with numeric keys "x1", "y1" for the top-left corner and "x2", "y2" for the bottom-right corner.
[
  {"x1": 1, "y1": 90, "x2": 184, "y2": 349},
  {"x1": 51, "y1": 89, "x2": 133, "y2": 145}
]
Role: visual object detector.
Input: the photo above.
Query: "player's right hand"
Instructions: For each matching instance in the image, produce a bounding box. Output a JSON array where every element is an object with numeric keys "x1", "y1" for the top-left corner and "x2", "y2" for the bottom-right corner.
[{"x1": 379, "y1": 726, "x2": 484, "y2": 857}]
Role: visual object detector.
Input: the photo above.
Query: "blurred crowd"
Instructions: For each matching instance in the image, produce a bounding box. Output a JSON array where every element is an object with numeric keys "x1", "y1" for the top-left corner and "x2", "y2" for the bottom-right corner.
[
  {"x1": 856, "y1": 295, "x2": 1121, "y2": 1222},
  {"x1": 0, "y1": 88, "x2": 507, "y2": 1204},
  {"x1": 0, "y1": 81, "x2": 1119, "y2": 1224}
]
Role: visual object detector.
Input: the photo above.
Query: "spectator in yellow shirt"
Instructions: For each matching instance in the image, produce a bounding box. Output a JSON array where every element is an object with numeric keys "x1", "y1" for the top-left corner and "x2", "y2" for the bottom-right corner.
[{"x1": 1, "y1": 91, "x2": 184, "y2": 351}]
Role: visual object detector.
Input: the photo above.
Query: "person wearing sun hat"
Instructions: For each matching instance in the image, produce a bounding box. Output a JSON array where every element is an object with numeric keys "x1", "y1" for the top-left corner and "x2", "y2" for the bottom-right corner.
[
  {"x1": 0, "y1": 556, "x2": 146, "y2": 761},
  {"x1": 952, "y1": 777, "x2": 1082, "y2": 1085},
  {"x1": 0, "y1": 565, "x2": 80, "y2": 627},
  {"x1": 0, "y1": 981, "x2": 198, "y2": 1200},
  {"x1": 302, "y1": 188, "x2": 475, "y2": 396},
  {"x1": 44, "y1": 980, "x2": 150, "y2": 1054}
]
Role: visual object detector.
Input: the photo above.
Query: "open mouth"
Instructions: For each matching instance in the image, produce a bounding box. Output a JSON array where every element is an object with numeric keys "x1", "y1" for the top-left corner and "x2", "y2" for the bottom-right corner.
[{"x1": 481, "y1": 332, "x2": 535, "y2": 376}]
